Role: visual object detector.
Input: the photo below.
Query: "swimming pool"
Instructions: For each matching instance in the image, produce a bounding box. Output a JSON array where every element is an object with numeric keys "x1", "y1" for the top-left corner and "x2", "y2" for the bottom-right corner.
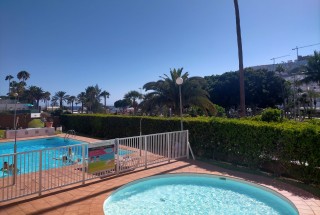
[
  {"x1": 0, "y1": 137, "x2": 85, "y2": 154},
  {"x1": 0, "y1": 137, "x2": 87, "y2": 176},
  {"x1": 103, "y1": 174, "x2": 298, "y2": 215},
  {"x1": 0, "y1": 137, "x2": 134, "y2": 176}
]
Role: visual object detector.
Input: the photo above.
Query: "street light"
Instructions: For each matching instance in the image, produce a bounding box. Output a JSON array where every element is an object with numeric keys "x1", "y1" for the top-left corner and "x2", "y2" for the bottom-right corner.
[
  {"x1": 13, "y1": 93, "x2": 18, "y2": 184},
  {"x1": 176, "y1": 77, "x2": 183, "y2": 131}
]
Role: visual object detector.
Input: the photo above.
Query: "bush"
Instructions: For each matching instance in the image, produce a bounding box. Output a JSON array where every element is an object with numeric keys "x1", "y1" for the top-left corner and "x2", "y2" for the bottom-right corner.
[
  {"x1": 60, "y1": 114, "x2": 320, "y2": 184},
  {"x1": 28, "y1": 119, "x2": 44, "y2": 128},
  {"x1": 0, "y1": 130, "x2": 5, "y2": 138},
  {"x1": 261, "y1": 108, "x2": 281, "y2": 122}
]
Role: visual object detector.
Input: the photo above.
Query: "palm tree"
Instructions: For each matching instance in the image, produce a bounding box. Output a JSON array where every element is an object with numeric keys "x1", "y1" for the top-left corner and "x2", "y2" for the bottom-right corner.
[
  {"x1": 26, "y1": 86, "x2": 44, "y2": 109},
  {"x1": 124, "y1": 90, "x2": 142, "y2": 114},
  {"x1": 77, "y1": 92, "x2": 86, "y2": 113},
  {"x1": 301, "y1": 51, "x2": 320, "y2": 84},
  {"x1": 233, "y1": 0, "x2": 245, "y2": 117},
  {"x1": 67, "y1": 96, "x2": 76, "y2": 113},
  {"x1": 42, "y1": 91, "x2": 51, "y2": 110},
  {"x1": 17, "y1": 70, "x2": 30, "y2": 84},
  {"x1": 53, "y1": 91, "x2": 68, "y2": 109},
  {"x1": 142, "y1": 68, "x2": 216, "y2": 115},
  {"x1": 100, "y1": 90, "x2": 110, "y2": 108},
  {"x1": 5, "y1": 75, "x2": 14, "y2": 95},
  {"x1": 85, "y1": 85, "x2": 101, "y2": 112}
]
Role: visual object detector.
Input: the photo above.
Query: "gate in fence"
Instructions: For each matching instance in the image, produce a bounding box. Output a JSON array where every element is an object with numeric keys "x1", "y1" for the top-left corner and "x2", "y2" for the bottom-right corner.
[{"x1": 0, "y1": 130, "x2": 191, "y2": 202}]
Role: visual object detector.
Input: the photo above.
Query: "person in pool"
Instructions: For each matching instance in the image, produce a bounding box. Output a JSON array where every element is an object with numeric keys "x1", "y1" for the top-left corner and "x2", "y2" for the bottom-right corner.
[{"x1": 0, "y1": 161, "x2": 9, "y2": 172}]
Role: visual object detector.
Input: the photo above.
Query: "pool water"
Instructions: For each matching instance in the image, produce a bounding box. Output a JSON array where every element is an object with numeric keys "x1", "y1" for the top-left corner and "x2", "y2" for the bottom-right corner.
[
  {"x1": 103, "y1": 174, "x2": 298, "y2": 215},
  {"x1": 0, "y1": 137, "x2": 87, "y2": 176},
  {"x1": 0, "y1": 137, "x2": 85, "y2": 154},
  {"x1": 0, "y1": 137, "x2": 134, "y2": 176}
]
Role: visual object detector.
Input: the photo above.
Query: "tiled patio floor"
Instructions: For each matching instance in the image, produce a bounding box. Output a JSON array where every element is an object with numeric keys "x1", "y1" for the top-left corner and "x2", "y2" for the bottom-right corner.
[
  {"x1": 0, "y1": 158, "x2": 319, "y2": 215},
  {"x1": 1, "y1": 135, "x2": 320, "y2": 214}
]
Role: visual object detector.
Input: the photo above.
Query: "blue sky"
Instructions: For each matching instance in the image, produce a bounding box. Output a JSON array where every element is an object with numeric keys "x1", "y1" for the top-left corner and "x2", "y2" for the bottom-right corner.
[{"x1": 0, "y1": 0, "x2": 319, "y2": 105}]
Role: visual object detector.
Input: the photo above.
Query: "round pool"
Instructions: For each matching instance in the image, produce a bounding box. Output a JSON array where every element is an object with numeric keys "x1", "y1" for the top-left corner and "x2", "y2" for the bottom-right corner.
[{"x1": 103, "y1": 174, "x2": 298, "y2": 215}]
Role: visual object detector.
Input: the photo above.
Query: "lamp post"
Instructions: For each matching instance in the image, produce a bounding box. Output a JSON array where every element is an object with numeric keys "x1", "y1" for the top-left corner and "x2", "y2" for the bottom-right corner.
[
  {"x1": 13, "y1": 93, "x2": 18, "y2": 184},
  {"x1": 176, "y1": 77, "x2": 183, "y2": 131}
]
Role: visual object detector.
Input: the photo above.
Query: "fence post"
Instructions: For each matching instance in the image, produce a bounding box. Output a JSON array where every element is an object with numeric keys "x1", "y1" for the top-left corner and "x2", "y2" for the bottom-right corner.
[
  {"x1": 144, "y1": 136, "x2": 147, "y2": 169},
  {"x1": 116, "y1": 139, "x2": 120, "y2": 174},
  {"x1": 167, "y1": 133, "x2": 170, "y2": 163},
  {"x1": 186, "y1": 130, "x2": 189, "y2": 159},
  {"x1": 39, "y1": 151, "x2": 42, "y2": 196},
  {"x1": 139, "y1": 136, "x2": 142, "y2": 157},
  {"x1": 82, "y1": 144, "x2": 86, "y2": 185}
]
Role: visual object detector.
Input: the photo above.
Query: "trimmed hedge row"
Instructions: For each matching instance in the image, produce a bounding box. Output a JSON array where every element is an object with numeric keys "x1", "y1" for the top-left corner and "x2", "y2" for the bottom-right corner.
[{"x1": 60, "y1": 114, "x2": 320, "y2": 184}]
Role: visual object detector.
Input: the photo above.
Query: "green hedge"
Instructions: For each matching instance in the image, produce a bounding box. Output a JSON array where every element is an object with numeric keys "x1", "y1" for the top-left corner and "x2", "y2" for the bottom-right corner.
[{"x1": 60, "y1": 114, "x2": 320, "y2": 184}]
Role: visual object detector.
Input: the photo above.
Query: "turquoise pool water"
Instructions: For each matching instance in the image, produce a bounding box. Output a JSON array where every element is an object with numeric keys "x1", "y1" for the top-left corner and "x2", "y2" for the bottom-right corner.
[
  {"x1": 0, "y1": 137, "x2": 87, "y2": 176},
  {"x1": 103, "y1": 174, "x2": 298, "y2": 215},
  {"x1": 0, "y1": 137, "x2": 134, "y2": 176},
  {"x1": 0, "y1": 137, "x2": 85, "y2": 155}
]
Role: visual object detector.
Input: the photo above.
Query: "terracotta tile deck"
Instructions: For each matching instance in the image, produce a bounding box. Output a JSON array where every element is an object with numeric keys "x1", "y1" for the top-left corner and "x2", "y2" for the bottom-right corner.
[{"x1": 0, "y1": 135, "x2": 320, "y2": 214}]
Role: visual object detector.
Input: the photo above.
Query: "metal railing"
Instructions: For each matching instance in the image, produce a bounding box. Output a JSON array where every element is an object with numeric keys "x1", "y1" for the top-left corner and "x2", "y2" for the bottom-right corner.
[{"x1": 0, "y1": 130, "x2": 190, "y2": 202}]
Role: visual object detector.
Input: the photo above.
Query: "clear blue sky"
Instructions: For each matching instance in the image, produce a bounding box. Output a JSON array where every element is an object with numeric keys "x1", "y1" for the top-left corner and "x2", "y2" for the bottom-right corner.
[{"x1": 0, "y1": 0, "x2": 319, "y2": 105}]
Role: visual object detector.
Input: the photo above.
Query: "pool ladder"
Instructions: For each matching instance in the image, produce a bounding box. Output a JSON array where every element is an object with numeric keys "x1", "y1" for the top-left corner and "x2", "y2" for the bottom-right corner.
[{"x1": 64, "y1": 130, "x2": 76, "y2": 141}]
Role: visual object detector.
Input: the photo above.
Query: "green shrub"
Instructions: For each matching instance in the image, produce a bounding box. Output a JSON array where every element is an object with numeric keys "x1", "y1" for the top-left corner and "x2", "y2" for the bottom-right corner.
[
  {"x1": 0, "y1": 130, "x2": 5, "y2": 139},
  {"x1": 261, "y1": 108, "x2": 281, "y2": 122},
  {"x1": 60, "y1": 114, "x2": 320, "y2": 184},
  {"x1": 28, "y1": 119, "x2": 44, "y2": 128}
]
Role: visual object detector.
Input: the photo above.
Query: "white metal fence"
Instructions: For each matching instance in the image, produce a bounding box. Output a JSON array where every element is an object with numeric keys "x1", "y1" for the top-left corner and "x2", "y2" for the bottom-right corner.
[{"x1": 0, "y1": 130, "x2": 190, "y2": 202}]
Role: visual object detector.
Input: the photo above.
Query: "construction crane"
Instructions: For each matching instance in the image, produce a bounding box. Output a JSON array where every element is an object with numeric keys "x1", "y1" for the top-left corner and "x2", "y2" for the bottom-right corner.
[
  {"x1": 270, "y1": 55, "x2": 290, "y2": 65},
  {"x1": 292, "y1": 43, "x2": 320, "y2": 60},
  {"x1": 270, "y1": 55, "x2": 290, "y2": 71}
]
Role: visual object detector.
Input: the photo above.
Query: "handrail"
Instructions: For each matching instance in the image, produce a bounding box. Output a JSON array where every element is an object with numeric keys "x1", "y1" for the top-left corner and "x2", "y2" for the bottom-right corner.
[{"x1": 64, "y1": 130, "x2": 76, "y2": 141}]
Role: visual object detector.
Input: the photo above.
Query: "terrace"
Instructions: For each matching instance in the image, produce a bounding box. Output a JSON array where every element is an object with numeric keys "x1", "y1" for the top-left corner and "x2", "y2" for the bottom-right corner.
[{"x1": 0, "y1": 134, "x2": 319, "y2": 214}]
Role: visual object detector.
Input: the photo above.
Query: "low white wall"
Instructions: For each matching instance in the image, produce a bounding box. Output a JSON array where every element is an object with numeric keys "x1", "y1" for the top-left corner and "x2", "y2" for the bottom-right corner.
[{"x1": 6, "y1": 128, "x2": 55, "y2": 139}]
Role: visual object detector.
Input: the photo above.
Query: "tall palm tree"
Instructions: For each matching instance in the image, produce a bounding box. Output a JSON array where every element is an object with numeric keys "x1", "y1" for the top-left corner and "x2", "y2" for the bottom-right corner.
[
  {"x1": 142, "y1": 68, "x2": 216, "y2": 115},
  {"x1": 77, "y1": 92, "x2": 86, "y2": 113},
  {"x1": 5, "y1": 75, "x2": 14, "y2": 95},
  {"x1": 26, "y1": 86, "x2": 44, "y2": 109},
  {"x1": 234, "y1": 0, "x2": 245, "y2": 117},
  {"x1": 42, "y1": 91, "x2": 51, "y2": 110},
  {"x1": 53, "y1": 91, "x2": 68, "y2": 109},
  {"x1": 85, "y1": 85, "x2": 101, "y2": 112},
  {"x1": 124, "y1": 90, "x2": 142, "y2": 114},
  {"x1": 17, "y1": 70, "x2": 30, "y2": 84},
  {"x1": 100, "y1": 90, "x2": 110, "y2": 108},
  {"x1": 67, "y1": 96, "x2": 76, "y2": 113}
]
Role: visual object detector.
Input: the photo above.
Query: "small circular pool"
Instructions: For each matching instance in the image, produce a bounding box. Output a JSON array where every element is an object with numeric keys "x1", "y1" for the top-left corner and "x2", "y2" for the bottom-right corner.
[{"x1": 103, "y1": 174, "x2": 298, "y2": 215}]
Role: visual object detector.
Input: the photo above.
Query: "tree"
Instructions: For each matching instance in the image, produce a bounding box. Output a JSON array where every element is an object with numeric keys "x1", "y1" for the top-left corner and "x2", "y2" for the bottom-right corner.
[
  {"x1": 17, "y1": 70, "x2": 30, "y2": 84},
  {"x1": 100, "y1": 90, "x2": 110, "y2": 108},
  {"x1": 5, "y1": 75, "x2": 14, "y2": 95},
  {"x1": 77, "y1": 92, "x2": 86, "y2": 113},
  {"x1": 114, "y1": 99, "x2": 131, "y2": 112},
  {"x1": 85, "y1": 84, "x2": 102, "y2": 113},
  {"x1": 124, "y1": 90, "x2": 142, "y2": 114},
  {"x1": 301, "y1": 51, "x2": 320, "y2": 84},
  {"x1": 205, "y1": 69, "x2": 285, "y2": 115},
  {"x1": 42, "y1": 91, "x2": 51, "y2": 110},
  {"x1": 233, "y1": 0, "x2": 245, "y2": 117},
  {"x1": 25, "y1": 86, "x2": 44, "y2": 109},
  {"x1": 67, "y1": 96, "x2": 76, "y2": 113},
  {"x1": 53, "y1": 91, "x2": 68, "y2": 109},
  {"x1": 142, "y1": 68, "x2": 216, "y2": 115}
]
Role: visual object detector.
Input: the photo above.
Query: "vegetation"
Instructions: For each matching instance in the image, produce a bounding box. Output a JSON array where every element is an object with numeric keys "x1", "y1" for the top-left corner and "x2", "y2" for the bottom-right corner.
[
  {"x1": 141, "y1": 68, "x2": 216, "y2": 116},
  {"x1": 61, "y1": 114, "x2": 320, "y2": 184},
  {"x1": 261, "y1": 108, "x2": 281, "y2": 122},
  {"x1": 28, "y1": 119, "x2": 44, "y2": 128},
  {"x1": 0, "y1": 130, "x2": 5, "y2": 139},
  {"x1": 233, "y1": 0, "x2": 245, "y2": 117},
  {"x1": 205, "y1": 69, "x2": 285, "y2": 115}
]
